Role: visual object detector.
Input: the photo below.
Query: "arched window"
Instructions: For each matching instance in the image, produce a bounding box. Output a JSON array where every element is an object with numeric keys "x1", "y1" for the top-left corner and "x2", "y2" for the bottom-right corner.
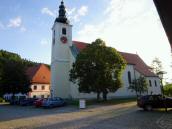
[
  {"x1": 62, "y1": 28, "x2": 66, "y2": 35},
  {"x1": 128, "y1": 71, "x2": 132, "y2": 84}
]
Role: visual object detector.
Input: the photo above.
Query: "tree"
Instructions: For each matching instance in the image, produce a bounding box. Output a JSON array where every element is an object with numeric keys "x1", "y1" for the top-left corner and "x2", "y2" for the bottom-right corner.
[
  {"x1": 70, "y1": 39, "x2": 126, "y2": 101},
  {"x1": 0, "y1": 50, "x2": 31, "y2": 97},
  {"x1": 151, "y1": 57, "x2": 163, "y2": 74},
  {"x1": 164, "y1": 84, "x2": 172, "y2": 97},
  {"x1": 128, "y1": 76, "x2": 148, "y2": 97}
]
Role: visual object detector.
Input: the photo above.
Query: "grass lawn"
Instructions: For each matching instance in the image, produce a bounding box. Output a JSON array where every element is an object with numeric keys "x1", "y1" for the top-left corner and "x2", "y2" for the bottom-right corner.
[{"x1": 68, "y1": 97, "x2": 137, "y2": 106}]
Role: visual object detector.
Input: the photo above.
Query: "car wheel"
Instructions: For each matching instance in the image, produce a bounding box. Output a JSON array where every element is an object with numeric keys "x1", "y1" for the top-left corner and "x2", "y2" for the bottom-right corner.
[{"x1": 145, "y1": 105, "x2": 153, "y2": 111}]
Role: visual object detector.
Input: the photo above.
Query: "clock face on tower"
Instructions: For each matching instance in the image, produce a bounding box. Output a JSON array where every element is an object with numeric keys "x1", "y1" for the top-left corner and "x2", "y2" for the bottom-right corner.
[{"x1": 60, "y1": 36, "x2": 67, "y2": 44}]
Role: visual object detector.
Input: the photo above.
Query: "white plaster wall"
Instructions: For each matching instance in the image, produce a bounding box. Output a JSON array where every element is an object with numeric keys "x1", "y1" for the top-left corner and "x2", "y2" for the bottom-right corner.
[
  {"x1": 146, "y1": 77, "x2": 161, "y2": 95},
  {"x1": 30, "y1": 84, "x2": 50, "y2": 98},
  {"x1": 51, "y1": 22, "x2": 72, "y2": 98}
]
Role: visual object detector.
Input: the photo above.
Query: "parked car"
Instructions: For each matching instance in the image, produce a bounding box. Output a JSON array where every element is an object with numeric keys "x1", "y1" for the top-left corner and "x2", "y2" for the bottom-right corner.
[
  {"x1": 9, "y1": 96, "x2": 26, "y2": 105},
  {"x1": 34, "y1": 98, "x2": 46, "y2": 107},
  {"x1": 20, "y1": 98, "x2": 37, "y2": 106},
  {"x1": 42, "y1": 97, "x2": 66, "y2": 108},
  {"x1": 137, "y1": 95, "x2": 172, "y2": 111}
]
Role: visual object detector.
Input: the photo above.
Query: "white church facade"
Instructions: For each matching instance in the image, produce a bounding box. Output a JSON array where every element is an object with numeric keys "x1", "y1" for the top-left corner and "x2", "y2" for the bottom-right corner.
[{"x1": 51, "y1": 1, "x2": 161, "y2": 99}]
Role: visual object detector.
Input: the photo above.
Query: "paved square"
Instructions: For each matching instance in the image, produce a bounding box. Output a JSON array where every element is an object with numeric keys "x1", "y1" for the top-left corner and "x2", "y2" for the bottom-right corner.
[{"x1": 0, "y1": 102, "x2": 172, "y2": 129}]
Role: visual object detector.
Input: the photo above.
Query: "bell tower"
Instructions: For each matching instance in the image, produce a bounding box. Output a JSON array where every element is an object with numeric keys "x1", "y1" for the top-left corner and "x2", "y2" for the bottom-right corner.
[{"x1": 51, "y1": 0, "x2": 72, "y2": 98}]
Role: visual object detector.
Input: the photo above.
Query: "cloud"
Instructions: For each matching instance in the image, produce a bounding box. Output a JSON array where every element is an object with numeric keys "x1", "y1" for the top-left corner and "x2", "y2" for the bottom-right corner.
[
  {"x1": 76, "y1": 0, "x2": 157, "y2": 44},
  {"x1": 67, "y1": 6, "x2": 88, "y2": 22},
  {"x1": 78, "y1": 6, "x2": 88, "y2": 16},
  {"x1": 41, "y1": 7, "x2": 55, "y2": 17},
  {"x1": 40, "y1": 39, "x2": 49, "y2": 46},
  {"x1": 66, "y1": 8, "x2": 76, "y2": 16},
  {"x1": 41, "y1": 5, "x2": 88, "y2": 23},
  {"x1": 7, "y1": 16, "x2": 26, "y2": 32},
  {"x1": 75, "y1": 0, "x2": 172, "y2": 82},
  {"x1": 20, "y1": 26, "x2": 26, "y2": 32},
  {"x1": 0, "y1": 21, "x2": 5, "y2": 29},
  {"x1": 8, "y1": 16, "x2": 22, "y2": 28}
]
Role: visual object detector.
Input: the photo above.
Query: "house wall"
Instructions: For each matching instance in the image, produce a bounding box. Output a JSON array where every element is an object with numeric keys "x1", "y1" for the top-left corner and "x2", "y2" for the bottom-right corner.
[{"x1": 29, "y1": 84, "x2": 50, "y2": 98}]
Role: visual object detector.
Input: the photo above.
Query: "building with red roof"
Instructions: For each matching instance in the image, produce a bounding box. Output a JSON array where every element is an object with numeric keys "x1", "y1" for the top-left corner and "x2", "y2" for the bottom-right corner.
[{"x1": 26, "y1": 64, "x2": 50, "y2": 98}]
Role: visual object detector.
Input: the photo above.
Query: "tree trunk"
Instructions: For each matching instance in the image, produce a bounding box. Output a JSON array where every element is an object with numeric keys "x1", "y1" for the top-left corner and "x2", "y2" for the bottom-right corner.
[
  {"x1": 135, "y1": 91, "x2": 138, "y2": 99},
  {"x1": 97, "y1": 92, "x2": 100, "y2": 101},
  {"x1": 102, "y1": 90, "x2": 108, "y2": 101}
]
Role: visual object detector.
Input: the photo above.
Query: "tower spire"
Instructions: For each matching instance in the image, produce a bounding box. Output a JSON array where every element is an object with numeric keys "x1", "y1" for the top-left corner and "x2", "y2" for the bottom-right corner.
[{"x1": 55, "y1": 0, "x2": 69, "y2": 24}]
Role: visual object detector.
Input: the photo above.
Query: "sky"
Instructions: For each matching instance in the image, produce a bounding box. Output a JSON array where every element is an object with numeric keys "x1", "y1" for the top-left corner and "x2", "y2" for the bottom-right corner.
[{"x1": 0, "y1": 0, "x2": 171, "y2": 82}]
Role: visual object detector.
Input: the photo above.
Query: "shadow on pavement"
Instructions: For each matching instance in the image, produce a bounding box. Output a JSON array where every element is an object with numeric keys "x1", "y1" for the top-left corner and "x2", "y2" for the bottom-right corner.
[{"x1": 0, "y1": 104, "x2": 78, "y2": 122}]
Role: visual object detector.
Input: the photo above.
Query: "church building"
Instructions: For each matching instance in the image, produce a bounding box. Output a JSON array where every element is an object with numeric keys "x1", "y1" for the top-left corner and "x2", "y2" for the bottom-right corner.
[{"x1": 51, "y1": 1, "x2": 161, "y2": 99}]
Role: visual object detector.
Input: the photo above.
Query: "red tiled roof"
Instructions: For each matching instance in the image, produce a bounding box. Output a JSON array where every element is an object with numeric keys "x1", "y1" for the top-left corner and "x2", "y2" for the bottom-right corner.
[
  {"x1": 120, "y1": 52, "x2": 157, "y2": 77},
  {"x1": 72, "y1": 41, "x2": 157, "y2": 77},
  {"x1": 26, "y1": 64, "x2": 50, "y2": 84},
  {"x1": 73, "y1": 41, "x2": 89, "y2": 51}
]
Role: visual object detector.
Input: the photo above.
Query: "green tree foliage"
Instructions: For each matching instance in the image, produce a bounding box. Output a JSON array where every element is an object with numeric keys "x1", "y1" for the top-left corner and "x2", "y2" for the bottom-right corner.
[
  {"x1": 0, "y1": 50, "x2": 34, "y2": 97},
  {"x1": 164, "y1": 84, "x2": 172, "y2": 97},
  {"x1": 70, "y1": 39, "x2": 126, "y2": 101},
  {"x1": 151, "y1": 57, "x2": 163, "y2": 74},
  {"x1": 128, "y1": 76, "x2": 148, "y2": 97}
]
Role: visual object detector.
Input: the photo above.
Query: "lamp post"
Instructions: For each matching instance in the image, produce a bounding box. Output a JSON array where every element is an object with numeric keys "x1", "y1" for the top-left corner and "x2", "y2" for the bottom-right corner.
[{"x1": 157, "y1": 71, "x2": 166, "y2": 96}]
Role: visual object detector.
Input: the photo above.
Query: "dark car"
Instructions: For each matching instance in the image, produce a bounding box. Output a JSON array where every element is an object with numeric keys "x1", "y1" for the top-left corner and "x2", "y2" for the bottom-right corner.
[
  {"x1": 20, "y1": 98, "x2": 37, "y2": 106},
  {"x1": 42, "y1": 97, "x2": 66, "y2": 108},
  {"x1": 9, "y1": 96, "x2": 26, "y2": 105},
  {"x1": 137, "y1": 95, "x2": 172, "y2": 111}
]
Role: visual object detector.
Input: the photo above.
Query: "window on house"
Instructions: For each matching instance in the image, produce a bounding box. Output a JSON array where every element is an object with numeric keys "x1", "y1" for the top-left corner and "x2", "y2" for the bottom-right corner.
[
  {"x1": 62, "y1": 28, "x2": 66, "y2": 35},
  {"x1": 33, "y1": 95, "x2": 36, "y2": 98},
  {"x1": 128, "y1": 71, "x2": 132, "y2": 84},
  {"x1": 42, "y1": 85, "x2": 45, "y2": 90},
  {"x1": 149, "y1": 80, "x2": 152, "y2": 87},
  {"x1": 33, "y1": 85, "x2": 37, "y2": 90},
  {"x1": 154, "y1": 80, "x2": 157, "y2": 87},
  {"x1": 41, "y1": 95, "x2": 44, "y2": 98}
]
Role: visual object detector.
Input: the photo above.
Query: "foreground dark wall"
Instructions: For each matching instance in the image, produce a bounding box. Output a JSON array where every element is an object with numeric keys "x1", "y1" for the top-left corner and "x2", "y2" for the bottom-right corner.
[{"x1": 153, "y1": 0, "x2": 172, "y2": 48}]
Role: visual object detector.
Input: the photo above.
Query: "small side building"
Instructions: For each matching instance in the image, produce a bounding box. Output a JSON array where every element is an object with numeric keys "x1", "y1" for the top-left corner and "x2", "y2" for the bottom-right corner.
[{"x1": 26, "y1": 64, "x2": 51, "y2": 98}]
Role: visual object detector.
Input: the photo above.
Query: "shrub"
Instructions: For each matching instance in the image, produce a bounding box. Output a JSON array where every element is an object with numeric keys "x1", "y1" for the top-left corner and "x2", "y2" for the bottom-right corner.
[
  {"x1": 164, "y1": 84, "x2": 172, "y2": 97},
  {"x1": 0, "y1": 97, "x2": 5, "y2": 103}
]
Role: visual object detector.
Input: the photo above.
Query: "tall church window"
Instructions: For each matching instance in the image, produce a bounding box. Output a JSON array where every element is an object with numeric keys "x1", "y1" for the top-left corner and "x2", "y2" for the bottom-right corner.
[
  {"x1": 53, "y1": 30, "x2": 55, "y2": 37},
  {"x1": 154, "y1": 80, "x2": 157, "y2": 87},
  {"x1": 62, "y1": 28, "x2": 66, "y2": 35},
  {"x1": 149, "y1": 80, "x2": 152, "y2": 87},
  {"x1": 53, "y1": 30, "x2": 55, "y2": 45},
  {"x1": 128, "y1": 71, "x2": 132, "y2": 84}
]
